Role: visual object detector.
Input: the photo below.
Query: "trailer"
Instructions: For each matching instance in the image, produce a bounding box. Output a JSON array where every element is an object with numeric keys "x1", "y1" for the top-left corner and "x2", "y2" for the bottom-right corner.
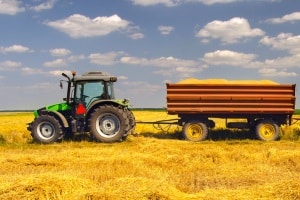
[{"x1": 166, "y1": 79, "x2": 296, "y2": 141}]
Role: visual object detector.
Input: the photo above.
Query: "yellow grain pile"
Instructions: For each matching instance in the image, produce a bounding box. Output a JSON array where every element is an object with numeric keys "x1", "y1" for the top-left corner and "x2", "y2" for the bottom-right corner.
[{"x1": 177, "y1": 78, "x2": 279, "y2": 85}]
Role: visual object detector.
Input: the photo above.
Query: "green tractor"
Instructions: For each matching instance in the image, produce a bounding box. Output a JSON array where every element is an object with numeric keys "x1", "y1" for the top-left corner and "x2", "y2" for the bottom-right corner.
[{"x1": 27, "y1": 71, "x2": 135, "y2": 144}]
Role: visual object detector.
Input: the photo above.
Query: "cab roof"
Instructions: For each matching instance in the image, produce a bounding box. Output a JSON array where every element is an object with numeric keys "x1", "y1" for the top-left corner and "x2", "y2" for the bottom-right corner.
[{"x1": 74, "y1": 71, "x2": 117, "y2": 82}]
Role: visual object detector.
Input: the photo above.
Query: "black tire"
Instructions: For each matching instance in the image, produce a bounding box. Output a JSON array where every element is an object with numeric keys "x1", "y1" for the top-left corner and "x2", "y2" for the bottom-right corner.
[
  {"x1": 256, "y1": 119, "x2": 280, "y2": 141},
  {"x1": 89, "y1": 105, "x2": 129, "y2": 143},
  {"x1": 31, "y1": 115, "x2": 63, "y2": 144},
  {"x1": 183, "y1": 121, "x2": 208, "y2": 142},
  {"x1": 124, "y1": 109, "x2": 136, "y2": 137}
]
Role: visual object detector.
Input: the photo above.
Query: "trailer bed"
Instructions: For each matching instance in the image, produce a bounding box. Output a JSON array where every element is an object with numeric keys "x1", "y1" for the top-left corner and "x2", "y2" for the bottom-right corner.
[{"x1": 166, "y1": 81, "x2": 296, "y2": 116}]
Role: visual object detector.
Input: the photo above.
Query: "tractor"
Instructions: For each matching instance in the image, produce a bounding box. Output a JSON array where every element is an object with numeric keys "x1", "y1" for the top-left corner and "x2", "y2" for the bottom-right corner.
[{"x1": 27, "y1": 71, "x2": 135, "y2": 144}]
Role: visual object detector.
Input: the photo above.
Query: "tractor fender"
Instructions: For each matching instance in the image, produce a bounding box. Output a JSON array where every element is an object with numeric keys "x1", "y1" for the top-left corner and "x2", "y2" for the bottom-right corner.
[
  {"x1": 49, "y1": 110, "x2": 69, "y2": 128},
  {"x1": 87, "y1": 100, "x2": 124, "y2": 116}
]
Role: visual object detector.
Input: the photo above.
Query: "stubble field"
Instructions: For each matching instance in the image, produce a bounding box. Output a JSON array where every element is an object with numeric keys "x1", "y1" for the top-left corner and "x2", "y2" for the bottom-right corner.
[{"x1": 0, "y1": 111, "x2": 300, "y2": 199}]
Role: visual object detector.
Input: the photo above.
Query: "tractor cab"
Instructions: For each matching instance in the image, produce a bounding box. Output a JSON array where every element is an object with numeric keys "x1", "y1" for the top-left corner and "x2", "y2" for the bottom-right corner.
[{"x1": 62, "y1": 71, "x2": 119, "y2": 115}]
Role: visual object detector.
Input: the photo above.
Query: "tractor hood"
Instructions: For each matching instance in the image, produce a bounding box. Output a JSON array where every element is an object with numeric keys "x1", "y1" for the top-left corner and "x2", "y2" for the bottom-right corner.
[{"x1": 33, "y1": 102, "x2": 71, "y2": 117}]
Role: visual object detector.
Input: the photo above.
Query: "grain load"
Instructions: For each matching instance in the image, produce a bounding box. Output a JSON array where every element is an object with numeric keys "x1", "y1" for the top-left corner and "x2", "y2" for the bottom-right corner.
[{"x1": 177, "y1": 78, "x2": 279, "y2": 85}]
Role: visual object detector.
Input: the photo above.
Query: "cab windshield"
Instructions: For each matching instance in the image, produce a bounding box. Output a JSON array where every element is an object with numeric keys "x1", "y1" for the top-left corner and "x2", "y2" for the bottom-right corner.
[{"x1": 75, "y1": 81, "x2": 115, "y2": 107}]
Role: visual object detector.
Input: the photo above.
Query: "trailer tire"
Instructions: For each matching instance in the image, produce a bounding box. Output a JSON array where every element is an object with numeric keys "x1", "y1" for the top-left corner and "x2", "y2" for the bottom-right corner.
[
  {"x1": 256, "y1": 119, "x2": 280, "y2": 141},
  {"x1": 31, "y1": 115, "x2": 63, "y2": 144},
  {"x1": 89, "y1": 105, "x2": 129, "y2": 143},
  {"x1": 183, "y1": 121, "x2": 208, "y2": 142}
]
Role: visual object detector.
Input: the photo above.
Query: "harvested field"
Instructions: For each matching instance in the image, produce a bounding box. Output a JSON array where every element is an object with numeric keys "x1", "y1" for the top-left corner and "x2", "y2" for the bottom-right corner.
[{"x1": 0, "y1": 111, "x2": 300, "y2": 199}]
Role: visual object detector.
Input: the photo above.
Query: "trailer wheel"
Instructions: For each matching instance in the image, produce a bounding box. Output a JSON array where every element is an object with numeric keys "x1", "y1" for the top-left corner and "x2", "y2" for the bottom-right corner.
[
  {"x1": 256, "y1": 119, "x2": 280, "y2": 141},
  {"x1": 183, "y1": 122, "x2": 208, "y2": 142}
]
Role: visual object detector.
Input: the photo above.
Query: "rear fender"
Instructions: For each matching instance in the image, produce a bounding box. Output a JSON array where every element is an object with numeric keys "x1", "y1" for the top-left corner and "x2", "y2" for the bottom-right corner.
[{"x1": 86, "y1": 100, "x2": 125, "y2": 117}]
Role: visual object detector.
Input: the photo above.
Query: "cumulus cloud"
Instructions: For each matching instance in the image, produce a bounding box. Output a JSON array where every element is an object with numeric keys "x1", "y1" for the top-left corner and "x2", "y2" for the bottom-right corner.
[
  {"x1": 130, "y1": 0, "x2": 279, "y2": 7},
  {"x1": 120, "y1": 56, "x2": 199, "y2": 68},
  {"x1": 44, "y1": 59, "x2": 67, "y2": 67},
  {"x1": 46, "y1": 14, "x2": 140, "y2": 39},
  {"x1": 203, "y1": 50, "x2": 257, "y2": 66},
  {"x1": 89, "y1": 52, "x2": 125, "y2": 65},
  {"x1": 0, "y1": 0, "x2": 25, "y2": 15},
  {"x1": 0, "y1": 45, "x2": 33, "y2": 53},
  {"x1": 258, "y1": 68, "x2": 297, "y2": 77},
  {"x1": 48, "y1": 70, "x2": 72, "y2": 77},
  {"x1": 263, "y1": 54, "x2": 300, "y2": 69},
  {"x1": 44, "y1": 54, "x2": 85, "y2": 67},
  {"x1": 130, "y1": 0, "x2": 179, "y2": 7},
  {"x1": 265, "y1": 12, "x2": 300, "y2": 24},
  {"x1": 21, "y1": 67, "x2": 44, "y2": 75},
  {"x1": 158, "y1": 26, "x2": 174, "y2": 35},
  {"x1": 30, "y1": 0, "x2": 56, "y2": 12},
  {"x1": 120, "y1": 55, "x2": 203, "y2": 77},
  {"x1": 190, "y1": 0, "x2": 238, "y2": 5},
  {"x1": 0, "y1": 60, "x2": 22, "y2": 71},
  {"x1": 50, "y1": 48, "x2": 71, "y2": 57},
  {"x1": 196, "y1": 17, "x2": 265, "y2": 44},
  {"x1": 260, "y1": 33, "x2": 300, "y2": 55}
]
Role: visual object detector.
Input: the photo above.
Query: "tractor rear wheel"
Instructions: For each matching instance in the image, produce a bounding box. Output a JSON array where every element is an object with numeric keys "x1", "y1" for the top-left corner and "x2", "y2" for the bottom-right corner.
[
  {"x1": 124, "y1": 109, "x2": 136, "y2": 138},
  {"x1": 31, "y1": 115, "x2": 63, "y2": 144},
  {"x1": 89, "y1": 105, "x2": 129, "y2": 142},
  {"x1": 183, "y1": 121, "x2": 208, "y2": 142}
]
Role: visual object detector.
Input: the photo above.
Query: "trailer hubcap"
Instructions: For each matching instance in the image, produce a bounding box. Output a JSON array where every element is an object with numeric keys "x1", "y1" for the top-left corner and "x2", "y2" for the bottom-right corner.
[
  {"x1": 187, "y1": 124, "x2": 203, "y2": 139},
  {"x1": 260, "y1": 124, "x2": 275, "y2": 139}
]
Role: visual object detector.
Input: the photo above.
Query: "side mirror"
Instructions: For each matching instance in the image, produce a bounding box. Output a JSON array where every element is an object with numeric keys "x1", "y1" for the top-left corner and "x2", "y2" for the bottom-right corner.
[{"x1": 60, "y1": 81, "x2": 63, "y2": 89}]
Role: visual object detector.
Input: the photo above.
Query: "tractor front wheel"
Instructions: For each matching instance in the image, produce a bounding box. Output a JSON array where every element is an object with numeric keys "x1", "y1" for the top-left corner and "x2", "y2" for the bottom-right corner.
[
  {"x1": 31, "y1": 115, "x2": 63, "y2": 144},
  {"x1": 89, "y1": 105, "x2": 129, "y2": 143}
]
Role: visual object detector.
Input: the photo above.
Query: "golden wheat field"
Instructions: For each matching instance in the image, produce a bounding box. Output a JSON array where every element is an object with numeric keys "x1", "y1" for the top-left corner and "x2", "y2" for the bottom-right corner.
[{"x1": 0, "y1": 111, "x2": 300, "y2": 200}]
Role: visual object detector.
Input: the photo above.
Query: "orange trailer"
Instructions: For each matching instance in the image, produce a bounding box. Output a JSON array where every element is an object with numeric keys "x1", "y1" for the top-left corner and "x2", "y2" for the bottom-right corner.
[{"x1": 166, "y1": 79, "x2": 296, "y2": 141}]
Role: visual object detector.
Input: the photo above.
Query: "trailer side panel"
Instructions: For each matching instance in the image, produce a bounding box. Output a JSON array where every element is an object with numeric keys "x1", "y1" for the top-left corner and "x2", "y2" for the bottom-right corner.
[{"x1": 166, "y1": 83, "x2": 296, "y2": 116}]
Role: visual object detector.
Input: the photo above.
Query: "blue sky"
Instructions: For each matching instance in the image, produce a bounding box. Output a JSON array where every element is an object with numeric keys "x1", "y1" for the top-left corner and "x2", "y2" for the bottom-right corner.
[{"x1": 1, "y1": 0, "x2": 300, "y2": 110}]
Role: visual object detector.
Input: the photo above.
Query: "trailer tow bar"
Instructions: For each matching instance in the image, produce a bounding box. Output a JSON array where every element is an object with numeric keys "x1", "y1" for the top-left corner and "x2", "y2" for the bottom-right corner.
[{"x1": 135, "y1": 118, "x2": 180, "y2": 132}]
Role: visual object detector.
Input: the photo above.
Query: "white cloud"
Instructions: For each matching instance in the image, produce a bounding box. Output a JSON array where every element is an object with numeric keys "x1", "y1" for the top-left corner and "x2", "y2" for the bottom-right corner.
[
  {"x1": 89, "y1": 52, "x2": 125, "y2": 65},
  {"x1": 0, "y1": 45, "x2": 32, "y2": 53},
  {"x1": 44, "y1": 59, "x2": 67, "y2": 67},
  {"x1": 0, "y1": 60, "x2": 22, "y2": 71},
  {"x1": 130, "y1": 0, "x2": 279, "y2": 7},
  {"x1": 44, "y1": 54, "x2": 85, "y2": 67},
  {"x1": 258, "y1": 68, "x2": 297, "y2": 77},
  {"x1": 265, "y1": 12, "x2": 300, "y2": 24},
  {"x1": 129, "y1": 32, "x2": 144, "y2": 39},
  {"x1": 120, "y1": 56, "x2": 199, "y2": 68},
  {"x1": 203, "y1": 50, "x2": 257, "y2": 66},
  {"x1": 130, "y1": 0, "x2": 179, "y2": 7},
  {"x1": 48, "y1": 70, "x2": 72, "y2": 77},
  {"x1": 263, "y1": 54, "x2": 300, "y2": 69},
  {"x1": 190, "y1": 0, "x2": 238, "y2": 5},
  {"x1": 158, "y1": 26, "x2": 174, "y2": 35},
  {"x1": 260, "y1": 33, "x2": 300, "y2": 55},
  {"x1": 21, "y1": 67, "x2": 44, "y2": 75},
  {"x1": 196, "y1": 17, "x2": 265, "y2": 44},
  {"x1": 118, "y1": 76, "x2": 128, "y2": 80},
  {"x1": 50, "y1": 48, "x2": 71, "y2": 57},
  {"x1": 46, "y1": 14, "x2": 134, "y2": 39},
  {"x1": 31, "y1": 0, "x2": 56, "y2": 12},
  {"x1": 0, "y1": 0, "x2": 25, "y2": 15}
]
